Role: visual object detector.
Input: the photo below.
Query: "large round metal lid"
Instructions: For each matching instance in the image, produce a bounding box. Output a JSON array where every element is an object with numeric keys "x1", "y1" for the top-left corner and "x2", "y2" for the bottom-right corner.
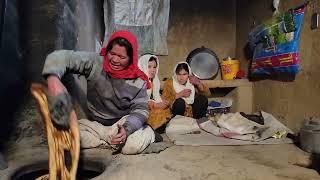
[{"x1": 186, "y1": 47, "x2": 219, "y2": 80}]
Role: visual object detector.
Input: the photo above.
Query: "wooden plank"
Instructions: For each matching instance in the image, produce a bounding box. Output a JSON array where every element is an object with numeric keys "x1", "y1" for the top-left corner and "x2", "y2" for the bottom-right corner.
[
  {"x1": 160, "y1": 79, "x2": 252, "y2": 89},
  {"x1": 201, "y1": 79, "x2": 252, "y2": 88}
]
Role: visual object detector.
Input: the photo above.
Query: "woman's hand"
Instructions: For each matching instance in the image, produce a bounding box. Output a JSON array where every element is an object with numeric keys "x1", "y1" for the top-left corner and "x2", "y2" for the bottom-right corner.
[
  {"x1": 47, "y1": 75, "x2": 72, "y2": 129},
  {"x1": 111, "y1": 125, "x2": 127, "y2": 145},
  {"x1": 176, "y1": 89, "x2": 192, "y2": 99},
  {"x1": 189, "y1": 75, "x2": 204, "y2": 91},
  {"x1": 189, "y1": 75, "x2": 201, "y2": 86},
  {"x1": 47, "y1": 75, "x2": 67, "y2": 96}
]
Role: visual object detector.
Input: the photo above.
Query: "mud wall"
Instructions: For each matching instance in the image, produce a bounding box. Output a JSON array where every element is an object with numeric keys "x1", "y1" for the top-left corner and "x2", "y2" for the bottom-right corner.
[
  {"x1": 1, "y1": 0, "x2": 103, "y2": 147},
  {"x1": 158, "y1": 0, "x2": 237, "y2": 80},
  {"x1": 236, "y1": 0, "x2": 320, "y2": 132}
]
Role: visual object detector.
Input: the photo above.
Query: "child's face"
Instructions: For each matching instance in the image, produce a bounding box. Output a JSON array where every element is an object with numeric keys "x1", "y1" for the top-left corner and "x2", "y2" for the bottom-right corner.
[
  {"x1": 176, "y1": 69, "x2": 189, "y2": 85},
  {"x1": 148, "y1": 60, "x2": 157, "y2": 78}
]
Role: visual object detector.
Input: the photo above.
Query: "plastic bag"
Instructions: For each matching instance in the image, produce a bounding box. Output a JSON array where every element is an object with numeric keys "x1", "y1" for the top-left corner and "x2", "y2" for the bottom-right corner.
[
  {"x1": 249, "y1": 6, "x2": 305, "y2": 78},
  {"x1": 103, "y1": 0, "x2": 170, "y2": 55}
]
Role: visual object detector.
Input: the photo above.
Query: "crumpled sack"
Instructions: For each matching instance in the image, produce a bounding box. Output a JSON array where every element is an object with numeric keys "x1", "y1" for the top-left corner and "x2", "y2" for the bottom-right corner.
[{"x1": 199, "y1": 112, "x2": 292, "y2": 141}]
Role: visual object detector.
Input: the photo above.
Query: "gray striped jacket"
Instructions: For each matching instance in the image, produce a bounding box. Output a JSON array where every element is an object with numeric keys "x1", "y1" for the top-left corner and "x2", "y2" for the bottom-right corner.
[{"x1": 42, "y1": 50, "x2": 149, "y2": 135}]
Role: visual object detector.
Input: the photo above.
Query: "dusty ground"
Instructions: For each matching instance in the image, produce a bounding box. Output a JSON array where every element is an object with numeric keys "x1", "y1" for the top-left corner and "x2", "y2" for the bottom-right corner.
[
  {"x1": 100, "y1": 145, "x2": 320, "y2": 180},
  {"x1": 1, "y1": 138, "x2": 319, "y2": 180}
]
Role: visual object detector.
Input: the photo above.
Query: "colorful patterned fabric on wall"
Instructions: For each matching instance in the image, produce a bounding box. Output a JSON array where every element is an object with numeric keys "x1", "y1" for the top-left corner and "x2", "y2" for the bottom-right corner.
[{"x1": 248, "y1": 6, "x2": 305, "y2": 78}]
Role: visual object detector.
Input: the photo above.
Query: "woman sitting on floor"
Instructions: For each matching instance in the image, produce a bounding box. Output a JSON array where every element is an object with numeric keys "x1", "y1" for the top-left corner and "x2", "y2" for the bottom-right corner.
[
  {"x1": 162, "y1": 61, "x2": 211, "y2": 119},
  {"x1": 42, "y1": 30, "x2": 160, "y2": 154},
  {"x1": 138, "y1": 54, "x2": 171, "y2": 130}
]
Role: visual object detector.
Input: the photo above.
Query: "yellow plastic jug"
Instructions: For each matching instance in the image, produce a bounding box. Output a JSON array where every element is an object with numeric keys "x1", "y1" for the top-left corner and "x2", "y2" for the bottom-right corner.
[{"x1": 220, "y1": 57, "x2": 240, "y2": 80}]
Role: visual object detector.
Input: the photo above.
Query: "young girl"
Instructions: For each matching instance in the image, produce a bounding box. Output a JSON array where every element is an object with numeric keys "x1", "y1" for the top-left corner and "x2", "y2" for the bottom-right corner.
[
  {"x1": 138, "y1": 54, "x2": 171, "y2": 130},
  {"x1": 162, "y1": 62, "x2": 211, "y2": 119}
]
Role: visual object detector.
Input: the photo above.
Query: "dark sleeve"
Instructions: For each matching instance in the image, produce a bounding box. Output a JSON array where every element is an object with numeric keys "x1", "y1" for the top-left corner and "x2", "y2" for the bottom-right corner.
[
  {"x1": 123, "y1": 83, "x2": 149, "y2": 135},
  {"x1": 42, "y1": 50, "x2": 102, "y2": 80}
]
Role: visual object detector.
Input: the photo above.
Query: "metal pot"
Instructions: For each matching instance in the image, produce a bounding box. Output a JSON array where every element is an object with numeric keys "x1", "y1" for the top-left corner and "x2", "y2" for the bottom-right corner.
[
  {"x1": 186, "y1": 46, "x2": 219, "y2": 80},
  {"x1": 300, "y1": 119, "x2": 320, "y2": 154}
]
